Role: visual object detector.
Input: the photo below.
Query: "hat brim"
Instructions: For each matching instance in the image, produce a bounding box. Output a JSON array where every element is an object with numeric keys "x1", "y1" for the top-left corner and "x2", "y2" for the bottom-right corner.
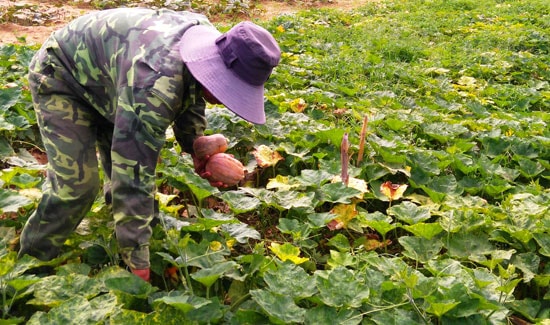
[{"x1": 179, "y1": 25, "x2": 266, "y2": 124}]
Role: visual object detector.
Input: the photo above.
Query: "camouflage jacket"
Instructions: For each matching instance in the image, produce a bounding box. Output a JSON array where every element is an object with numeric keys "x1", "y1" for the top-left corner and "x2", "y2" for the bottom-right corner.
[{"x1": 42, "y1": 8, "x2": 213, "y2": 153}]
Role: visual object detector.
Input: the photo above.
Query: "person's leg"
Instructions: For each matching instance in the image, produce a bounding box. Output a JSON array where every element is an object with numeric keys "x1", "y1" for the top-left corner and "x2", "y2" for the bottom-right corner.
[
  {"x1": 19, "y1": 60, "x2": 100, "y2": 261},
  {"x1": 96, "y1": 120, "x2": 114, "y2": 204},
  {"x1": 110, "y1": 99, "x2": 168, "y2": 277}
]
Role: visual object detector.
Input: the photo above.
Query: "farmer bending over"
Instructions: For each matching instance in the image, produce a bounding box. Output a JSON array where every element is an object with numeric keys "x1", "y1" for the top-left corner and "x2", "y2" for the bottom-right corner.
[{"x1": 18, "y1": 8, "x2": 281, "y2": 282}]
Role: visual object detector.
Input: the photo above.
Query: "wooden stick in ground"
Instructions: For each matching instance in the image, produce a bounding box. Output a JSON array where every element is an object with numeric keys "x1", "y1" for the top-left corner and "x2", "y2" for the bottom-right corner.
[
  {"x1": 357, "y1": 115, "x2": 368, "y2": 166},
  {"x1": 341, "y1": 133, "x2": 349, "y2": 186}
]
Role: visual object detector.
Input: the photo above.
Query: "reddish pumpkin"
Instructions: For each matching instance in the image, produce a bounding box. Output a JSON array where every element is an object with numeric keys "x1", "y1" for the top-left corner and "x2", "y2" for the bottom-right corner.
[
  {"x1": 205, "y1": 153, "x2": 245, "y2": 186},
  {"x1": 193, "y1": 134, "x2": 228, "y2": 159}
]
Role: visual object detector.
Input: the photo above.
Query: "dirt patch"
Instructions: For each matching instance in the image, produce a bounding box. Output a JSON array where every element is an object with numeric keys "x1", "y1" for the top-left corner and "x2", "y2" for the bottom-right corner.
[{"x1": 0, "y1": 0, "x2": 369, "y2": 45}]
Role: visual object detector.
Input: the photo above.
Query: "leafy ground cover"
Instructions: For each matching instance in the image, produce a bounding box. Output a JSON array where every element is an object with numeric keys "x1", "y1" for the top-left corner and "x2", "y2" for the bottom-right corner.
[{"x1": 1, "y1": 0, "x2": 550, "y2": 323}]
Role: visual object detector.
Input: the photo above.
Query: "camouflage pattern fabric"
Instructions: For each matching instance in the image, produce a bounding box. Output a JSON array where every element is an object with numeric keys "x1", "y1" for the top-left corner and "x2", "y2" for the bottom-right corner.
[{"x1": 18, "y1": 8, "x2": 211, "y2": 270}]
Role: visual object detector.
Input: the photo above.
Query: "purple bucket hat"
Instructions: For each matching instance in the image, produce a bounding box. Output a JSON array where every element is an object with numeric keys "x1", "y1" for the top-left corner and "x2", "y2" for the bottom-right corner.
[{"x1": 179, "y1": 21, "x2": 281, "y2": 124}]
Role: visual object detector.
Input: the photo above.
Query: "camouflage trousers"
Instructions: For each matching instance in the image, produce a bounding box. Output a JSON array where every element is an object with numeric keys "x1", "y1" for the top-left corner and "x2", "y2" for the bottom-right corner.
[{"x1": 18, "y1": 46, "x2": 167, "y2": 270}]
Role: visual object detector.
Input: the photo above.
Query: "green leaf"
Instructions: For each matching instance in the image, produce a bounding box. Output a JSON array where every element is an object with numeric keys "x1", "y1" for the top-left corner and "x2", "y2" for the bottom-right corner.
[
  {"x1": 295, "y1": 169, "x2": 334, "y2": 187},
  {"x1": 402, "y1": 222, "x2": 444, "y2": 240},
  {"x1": 0, "y1": 188, "x2": 32, "y2": 213},
  {"x1": 304, "y1": 305, "x2": 362, "y2": 325},
  {"x1": 387, "y1": 201, "x2": 431, "y2": 225},
  {"x1": 507, "y1": 298, "x2": 541, "y2": 322},
  {"x1": 7, "y1": 276, "x2": 40, "y2": 292},
  {"x1": 220, "y1": 190, "x2": 262, "y2": 214},
  {"x1": 446, "y1": 232, "x2": 494, "y2": 259},
  {"x1": 27, "y1": 274, "x2": 104, "y2": 308},
  {"x1": 263, "y1": 262, "x2": 317, "y2": 299},
  {"x1": 327, "y1": 233, "x2": 351, "y2": 251},
  {"x1": 315, "y1": 267, "x2": 369, "y2": 308},
  {"x1": 319, "y1": 182, "x2": 362, "y2": 204},
  {"x1": 250, "y1": 289, "x2": 306, "y2": 324},
  {"x1": 104, "y1": 275, "x2": 156, "y2": 297},
  {"x1": 221, "y1": 222, "x2": 261, "y2": 243},
  {"x1": 154, "y1": 294, "x2": 210, "y2": 313},
  {"x1": 190, "y1": 261, "x2": 237, "y2": 288},
  {"x1": 533, "y1": 233, "x2": 550, "y2": 257},
  {"x1": 398, "y1": 236, "x2": 443, "y2": 263}
]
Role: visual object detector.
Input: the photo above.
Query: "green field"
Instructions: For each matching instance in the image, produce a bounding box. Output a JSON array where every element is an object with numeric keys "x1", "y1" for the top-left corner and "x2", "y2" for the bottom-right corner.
[{"x1": 1, "y1": 0, "x2": 549, "y2": 323}]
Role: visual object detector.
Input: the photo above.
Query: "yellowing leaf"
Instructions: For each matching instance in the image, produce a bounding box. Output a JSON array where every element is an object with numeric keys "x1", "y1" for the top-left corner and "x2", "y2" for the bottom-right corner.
[
  {"x1": 266, "y1": 174, "x2": 301, "y2": 191},
  {"x1": 327, "y1": 203, "x2": 358, "y2": 230},
  {"x1": 365, "y1": 238, "x2": 392, "y2": 251},
  {"x1": 331, "y1": 175, "x2": 368, "y2": 199},
  {"x1": 289, "y1": 98, "x2": 307, "y2": 113},
  {"x1": 380, "y1": 181, "x2": 408, "y2": 201},
  {"x1": 253, "y1": 145, "x2": 284, "y2": 168},
  {"x1": 269, "y1": 242, "x2": 309, "y2": 264}
]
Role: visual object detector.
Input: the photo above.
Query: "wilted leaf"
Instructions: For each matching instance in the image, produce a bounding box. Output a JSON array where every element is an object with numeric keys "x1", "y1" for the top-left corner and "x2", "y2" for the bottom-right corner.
[
  {"x1": 253, "y1": 145, "x2": 284, "y2": 168},
  {"x1": 380, "y1": 181, "x2": 407, "y2": 201},
  {"x1": 327, "y1": 203, "x2": 358, "y2": 230}
]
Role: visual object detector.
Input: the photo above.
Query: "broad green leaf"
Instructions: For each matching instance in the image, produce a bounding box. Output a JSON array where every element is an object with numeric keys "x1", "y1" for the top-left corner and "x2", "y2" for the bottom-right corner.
[
  {"x1": 516, "y1": 157, "x2": 545, "y2": 178},
  {"x1": 423, "y1": 122, "x2": 468, "y2": 143},
  {"x1": 402, "y1": 222, "x2": 444, "y2": 240},
  {"x1": 304, "y1": 305, "x2": 362, "y2": 325},
  {"x1": 327, "y1": 233, "x2": 351, "y2": 251},
  {"x1": 7, "y1": 276, "x2": 40, "y2": 292},
  {"x1": 446, "y1": 232, "x2": 494, "y2": 259},
  {"x1": 533, "y1": 233, "x2": 550, "y2": 257},
  {"x1": 26, "y1": 296, "x2": 90, "y2": 325},
  {"x1": 315, "y1": 267, "x2": 369, "y2": 308},
  {"x1": 273, "y1": 190, "x2": 317, "y2": 211},
  {"x1": 27, "y1": 274, "x2": 104, "y2": 308},
  {"x1": 220, "y1": 190, "x2": 262, "y2": 213},
  {"x1": 387, "y1": 201, "x2": 431, "y2": 225},
  {"x1": 278, "y1": 218, "x2": 311, "y2": 241},
  {"x1": 269, "y1": 242, "x2": 308, "y2": 264},
  {"x1": 221, "y1": 222, "x2": 261, "y2": 243},
  {"x1": 507, "y1": 298, "x2": 541, "y2": 322},
  {"x1": 512, "y1": 252, "x2": 540, "y2": 282},
  {"x1": 263, "y1": 262, "x2": 317, "y2": 298},
  {"x1": 186, "y1": 297, "x2": 226, "y2": 323},
  {"x1": 407, "y1": 151, "x2": 441, "y2": 177},
  {"x1": 104, "y1": 274, "x2": 156, "y2": 296},
  {"x1": 371, "y1": 308, "x2": 423, "y2": 325},
  {"x1": 154, "y1": 295, "x2": 210, "y2": 313},
  {"x1": 0, "y1": 188, "x2": 32, "y2": 213},
  {"x1": 250, "y1": 289, "x2": 306, "y2": 324},
  {"x1": 190, "y1": 261, "x2": 237, "y2": 288},
  {"x1": 426, "y1": 300, "x2": 460, "y2": 318},
  {"x1": 327, "y1": 250, "x2": 357, "y2": 268},
  {"x1": 295, "y1": 169, "x2": 334, "y2": 187},
  {"x1": 160, "y1": 164, "x2": 217, "y2": 202},
  {"x1": 398, "y1": 236, "x2": 443, "y2": 263},
  {"x1": 319, "y1": 182, "x2": 362, "y2": 204}
]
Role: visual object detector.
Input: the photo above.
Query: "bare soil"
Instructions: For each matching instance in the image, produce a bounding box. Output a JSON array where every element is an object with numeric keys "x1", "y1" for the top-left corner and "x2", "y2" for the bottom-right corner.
[{"x1": 0, "y1": 0, "x2": 369, "y2": 45}]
